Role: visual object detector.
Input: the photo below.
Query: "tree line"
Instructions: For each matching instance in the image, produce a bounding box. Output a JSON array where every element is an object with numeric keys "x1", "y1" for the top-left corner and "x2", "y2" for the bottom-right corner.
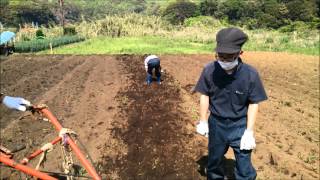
[
  {"x1": 0, "y1": 0, "x2": 319, "y2": 31},
  {"x1": 162, "y1": 0, "x2": 319, "y2": 30}
]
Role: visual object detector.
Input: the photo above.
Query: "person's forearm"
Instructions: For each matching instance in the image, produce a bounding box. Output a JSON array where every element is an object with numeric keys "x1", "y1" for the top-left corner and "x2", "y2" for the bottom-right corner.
[
  {"x1": 145, "y1": 61, "x2": 148, "y2": 72},
  {"x1": 200, "y1": 94, "x2": 209, "y2": 121},
  {"x1": 247, "y1": 103, "x2": 259, "y2": 130}
]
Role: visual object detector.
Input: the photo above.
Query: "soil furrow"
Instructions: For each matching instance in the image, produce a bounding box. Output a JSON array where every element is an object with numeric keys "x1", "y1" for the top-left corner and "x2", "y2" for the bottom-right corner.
[{"x1": 99, "y1": 55, "x2": 199, "y2": 179}]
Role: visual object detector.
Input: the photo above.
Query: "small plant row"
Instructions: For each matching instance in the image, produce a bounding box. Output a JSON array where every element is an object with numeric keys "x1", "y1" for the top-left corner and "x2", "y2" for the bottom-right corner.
[{"x1": 15, "y1": 35, "x2": 85, "y2": 53}]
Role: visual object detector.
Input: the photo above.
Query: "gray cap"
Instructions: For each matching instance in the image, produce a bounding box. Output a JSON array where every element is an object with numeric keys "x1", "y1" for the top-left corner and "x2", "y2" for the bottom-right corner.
[{"x1": 215, "y1": 27, "x2": 248, "y2": 54}]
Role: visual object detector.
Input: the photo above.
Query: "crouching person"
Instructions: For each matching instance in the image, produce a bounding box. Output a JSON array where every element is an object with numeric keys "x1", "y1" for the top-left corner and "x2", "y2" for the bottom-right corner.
[{"x1": 144, "y1": 55, "x2": 161, "y2": 85}]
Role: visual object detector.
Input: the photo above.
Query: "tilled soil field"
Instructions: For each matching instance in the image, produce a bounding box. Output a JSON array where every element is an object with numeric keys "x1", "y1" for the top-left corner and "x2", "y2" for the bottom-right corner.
[{"x1": 0, "y1": 53, "x2": 319, "y2": 179}]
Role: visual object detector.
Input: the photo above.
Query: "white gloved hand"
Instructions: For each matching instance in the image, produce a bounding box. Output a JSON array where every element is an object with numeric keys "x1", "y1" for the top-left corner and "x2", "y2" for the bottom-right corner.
[
  {"x1": 240, "y1": 129, "x2": 256, "y2": 150},
  {"x1": 196, "y1": 120, "x2": 209, "y2": 137},
  {"x1": 2, "y1": 96, "x2": 31, "y2": 111}
]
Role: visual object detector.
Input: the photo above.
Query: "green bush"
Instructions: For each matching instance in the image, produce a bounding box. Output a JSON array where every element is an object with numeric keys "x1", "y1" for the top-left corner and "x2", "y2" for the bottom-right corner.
[
  {"x1": 63, "y1": 26, "x2": 77, "y2": 35},
  {"x1": 280, "y1": 36, "x2": 289, "y2": 44},
  {"x1": 265, "y1": 37, "x2": 274, "y2": 44},
  {"x1": 199, "y1": 0, "x2": 218, "y2": 16},
  {"x1": 184, "y1": 16, "x2": 221, "y2": 27},
  {"x1": 279, "y1": 21, "x2": 313, "y2": 33},
  {"x1": 15, "y1": 35, "x2": 85, "y2": 53},
  {"x1": 278, "y1": 24, "x2": 294, "y2": 33},
  {"x1": 285, "y1": 0, "x2": 315, "y2": 22},
  {"x1": 309, "y1": 17, "x2": 320, "y2": 30},
  {"x1": 35, "y1": 29, "x2": 45, "y2": 39},
  {"x1": 162, "y1": 0, "x2": 198, "y2": 25},
  {"x1": 246, "y1": 19, "x2": 259, "y2": 30}
]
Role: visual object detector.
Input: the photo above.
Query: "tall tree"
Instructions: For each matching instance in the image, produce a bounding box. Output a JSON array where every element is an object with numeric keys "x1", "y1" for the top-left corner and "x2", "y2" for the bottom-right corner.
[{"x1": 58, "y1": 0, "x2": 65, "y2": 27}]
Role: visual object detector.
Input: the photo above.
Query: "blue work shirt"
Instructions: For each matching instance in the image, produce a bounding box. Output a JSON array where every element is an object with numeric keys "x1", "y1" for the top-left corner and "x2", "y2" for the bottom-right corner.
[{"x1": 195, "y1": 58, "x2": 267, "y2": 119}]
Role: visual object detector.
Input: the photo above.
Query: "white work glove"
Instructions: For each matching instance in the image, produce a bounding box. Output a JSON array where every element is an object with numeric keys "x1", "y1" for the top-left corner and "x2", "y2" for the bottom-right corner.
[
  {"x1": 240, "y1": 129, "x2": 256, "y2": 150},
  {"x1": 2, "y1": 96, "x2": 31, "y2": 111},
  {"x1": 196, "y1": 120, "x2": 209, "y2": 137}
]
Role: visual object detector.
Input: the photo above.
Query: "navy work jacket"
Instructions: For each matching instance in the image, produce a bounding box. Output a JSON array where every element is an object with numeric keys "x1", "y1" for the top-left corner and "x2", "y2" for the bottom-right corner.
[{"x1": 195, "y1": 58, "x2": 268, "y2": 119}]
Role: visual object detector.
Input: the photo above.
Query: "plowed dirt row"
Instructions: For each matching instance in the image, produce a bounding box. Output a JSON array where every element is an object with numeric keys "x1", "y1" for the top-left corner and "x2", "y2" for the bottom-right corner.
[{"x1": 97, "y1": 55, "x2": 201, "y2": 179}]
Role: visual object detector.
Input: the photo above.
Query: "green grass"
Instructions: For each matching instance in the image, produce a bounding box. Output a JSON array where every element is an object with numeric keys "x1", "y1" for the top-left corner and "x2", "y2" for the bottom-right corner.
[
  {"x1": 39, "y1": 35, "x2": 319, "y2": 56},
  {"x1": 245, "y1": 30, "x2": 320, "y2": 56},
  {"x1": 40, "y1": 36, "x2": 213, "y2": 55},
  {"x1": 244, "y1": 40, "x2": 319, "y2": 56}
]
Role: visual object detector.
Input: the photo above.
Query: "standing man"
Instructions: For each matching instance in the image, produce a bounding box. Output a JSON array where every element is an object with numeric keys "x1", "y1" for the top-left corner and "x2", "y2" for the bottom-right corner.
[
  {"x1": 144, "y1": 55, "x2": 161, "y2": 85},
  {"x1": 195, "y1": 27, "x2": 267, "y2": 180}
]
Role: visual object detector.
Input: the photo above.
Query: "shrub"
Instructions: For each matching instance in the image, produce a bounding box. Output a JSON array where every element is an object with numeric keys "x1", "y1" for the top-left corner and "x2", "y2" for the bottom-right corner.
[
  {"x1": 246, "y1": 19, "x2": 259, "y2": 30},
  {"x1": 265, "y1": 37, "x2": 274, "y2": 44},
  {"x1": 35, "y1": 29, "x2": 45, "y2": 39},
  {"x1": 280, "y1": 36, "x2": 289, "y2": 44},
  {"x1": 279, "y1": 21, "x2": 313, "y2": 33},
  {"x1": 184, "y1": 16, "x2": 221, "y2": 28},
  {"x1": 285, "y1": 0, "x2": 315, "y2": 22},
  {"x1": 278, "y1": 24, "x2": 295, "y2": 33},
  {"x1": 199, "y1": 0, "x2": 218, "y2": 16},
  {"x1": 162, "y1": 0, "x2": 198, "y2": 25},
  {"x1": 63, "y1": 26, "x2": 77, "y2": 35}
]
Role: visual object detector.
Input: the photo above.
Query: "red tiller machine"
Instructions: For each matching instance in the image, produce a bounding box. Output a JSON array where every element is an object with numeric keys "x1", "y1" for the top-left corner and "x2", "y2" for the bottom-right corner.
[{"x1": 0, "y1": 104, "x2": 101, "y2": 180}]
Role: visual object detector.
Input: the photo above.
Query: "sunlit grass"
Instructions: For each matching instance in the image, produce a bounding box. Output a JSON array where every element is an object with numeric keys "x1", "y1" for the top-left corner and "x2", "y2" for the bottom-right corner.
[
  {"x1": 39, "y1": 35, "x2": 319, "y2": 56},
  {"x1": 40, "y1": 36, "x2": 213, "y2": 54}
]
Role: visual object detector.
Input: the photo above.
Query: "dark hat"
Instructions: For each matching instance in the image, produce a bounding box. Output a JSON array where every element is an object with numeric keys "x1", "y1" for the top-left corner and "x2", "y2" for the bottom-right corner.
[{"x1": 215, "y1": 27, "x2": 248, "y2": 54}]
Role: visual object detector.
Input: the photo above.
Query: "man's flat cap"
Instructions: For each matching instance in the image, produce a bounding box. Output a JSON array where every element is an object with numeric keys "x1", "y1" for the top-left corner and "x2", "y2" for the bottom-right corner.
[{"x1": 215, "y1": 27, "x2": 248, "y2": 54}]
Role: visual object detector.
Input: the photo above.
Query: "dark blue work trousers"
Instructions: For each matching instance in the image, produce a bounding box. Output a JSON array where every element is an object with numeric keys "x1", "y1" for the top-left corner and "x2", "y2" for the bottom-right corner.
[
  {"x1": 146, "y1": 59, "x2": 161, "y2": 84},
  {"x1": 207, "y1": 114, "x2": 256, "y2": 180},
  {"x1": 147, "y1": 59, "x2": 161, "y2": 77}
]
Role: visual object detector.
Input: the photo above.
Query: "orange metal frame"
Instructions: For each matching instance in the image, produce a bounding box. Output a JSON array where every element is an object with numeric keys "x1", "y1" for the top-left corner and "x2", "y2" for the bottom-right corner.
[{"x1": 0, "y1": 106, "x2": 101, "y2": 180}]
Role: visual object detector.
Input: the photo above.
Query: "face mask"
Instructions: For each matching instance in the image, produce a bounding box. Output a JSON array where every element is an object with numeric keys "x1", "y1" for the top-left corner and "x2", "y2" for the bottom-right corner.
[{"x1": 218, "y1": 58, "x2": 239, "y2": 70}]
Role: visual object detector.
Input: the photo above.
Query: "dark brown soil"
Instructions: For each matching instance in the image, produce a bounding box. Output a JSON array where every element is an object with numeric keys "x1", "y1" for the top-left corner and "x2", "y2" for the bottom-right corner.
[
  {"x1": 0, "y1": 53, "x2": 318, "y2": 180},
  {"x1": 97, "y1": 55, "x2": 200, "y2": 179}
]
